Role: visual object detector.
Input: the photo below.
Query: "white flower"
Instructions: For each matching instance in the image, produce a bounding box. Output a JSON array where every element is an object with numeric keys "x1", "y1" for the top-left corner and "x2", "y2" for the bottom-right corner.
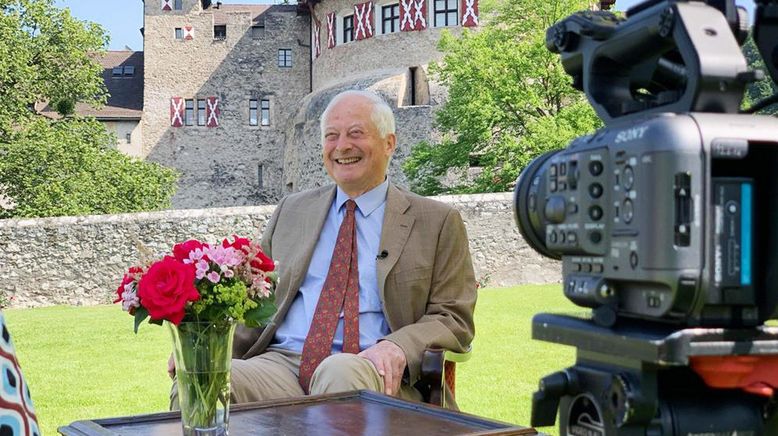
[{"x1": 121, "y1": 283, "x2": 140, "y2": 312}]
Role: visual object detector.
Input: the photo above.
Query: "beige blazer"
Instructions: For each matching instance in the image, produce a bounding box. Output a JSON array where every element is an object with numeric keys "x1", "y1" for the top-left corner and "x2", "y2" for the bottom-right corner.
[{"x1": 233, "y1": 183, "x2": 477, "y2": 393}]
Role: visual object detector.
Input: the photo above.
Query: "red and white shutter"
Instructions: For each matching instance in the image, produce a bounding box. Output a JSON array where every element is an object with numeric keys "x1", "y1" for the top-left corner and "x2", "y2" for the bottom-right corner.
[
  {"x1": 313, "y1": 22, "x2": 321, "y2": 58},
  {"x1": 170, "y1": 97, "x2": 184, "y2": 127},
  {"x1": 354, "y1": 2, "x2": 374, "y2": 40},
  {"x1": 461, "y1": 0, "x2": 479, "y2": 27},
  {"x1": 161, "y1": 0, "x2": 173, "y2": 11},
  {"x1": 400, "y1": 0, "x2": 427, "y2": 31},
  {"x1": 326, "y1": 12, "x2": 337, "y2": 48},
  {"x1": 183, "y1": 25, "x2": 194, "y2": 40},
  {"x1": 206, "y1": 97, "x2": 219, "y2": 128}
]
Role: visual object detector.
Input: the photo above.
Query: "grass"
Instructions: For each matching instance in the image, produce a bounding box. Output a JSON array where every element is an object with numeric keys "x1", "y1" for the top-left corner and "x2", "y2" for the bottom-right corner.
[{"x1": 5, "y1": 284, "x2": 579, "y2": 435}]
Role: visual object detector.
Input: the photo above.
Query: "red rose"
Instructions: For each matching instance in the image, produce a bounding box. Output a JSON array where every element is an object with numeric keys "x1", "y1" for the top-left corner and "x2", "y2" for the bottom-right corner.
[
  {"x1": 114, "y1": 266, "x2": 143, "y2": 303},
  {"x1": 222, "y1": 235, "x2": 275, "y2": 272},
  {"x1": 222, "y1": 235, "x2": 250, "y2": 251},
  {"x1": 252, "y1": 250, "x2": 275, "y2": 272},
  {"x1": 173, "y1": 239, "x2": 209, "y2": 262},
  {"x1": 137, "y1": 256, "x2": 199, "y2": 325}
]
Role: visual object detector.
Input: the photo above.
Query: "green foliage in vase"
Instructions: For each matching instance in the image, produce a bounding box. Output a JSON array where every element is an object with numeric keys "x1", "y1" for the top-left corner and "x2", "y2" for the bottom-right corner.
[
  {"x1": 403, "y1": 0, "x2": 604, "y2": 195},
  {"x1": 742, "y1": 31, "x2": 778, "y2": 115},
  {"x1": 0, "y1": 0, "x2": 178, "y2": 218}
]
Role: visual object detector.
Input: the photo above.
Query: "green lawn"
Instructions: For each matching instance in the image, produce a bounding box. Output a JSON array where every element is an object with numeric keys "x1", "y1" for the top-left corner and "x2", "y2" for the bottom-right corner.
[{"x1": 5, "y1": 284, "x2": 580, "y2": 435}]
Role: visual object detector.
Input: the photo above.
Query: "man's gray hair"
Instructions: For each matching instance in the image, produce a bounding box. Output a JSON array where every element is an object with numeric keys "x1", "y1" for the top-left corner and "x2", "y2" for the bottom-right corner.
[{"x1": 320, "y1": 90, "x2": 396, "y2": 143}]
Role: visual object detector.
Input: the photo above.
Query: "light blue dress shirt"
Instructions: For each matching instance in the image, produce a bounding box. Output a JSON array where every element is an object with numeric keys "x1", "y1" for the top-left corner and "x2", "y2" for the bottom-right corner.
[{"x1": 272, "y1": 180, "x2": 391, "y2": 353}]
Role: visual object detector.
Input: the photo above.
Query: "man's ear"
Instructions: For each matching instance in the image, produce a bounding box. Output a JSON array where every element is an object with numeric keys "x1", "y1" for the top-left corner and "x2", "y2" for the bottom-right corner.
[{"x1": 385, "y1": 133, "x2": 397, "y2": 156}]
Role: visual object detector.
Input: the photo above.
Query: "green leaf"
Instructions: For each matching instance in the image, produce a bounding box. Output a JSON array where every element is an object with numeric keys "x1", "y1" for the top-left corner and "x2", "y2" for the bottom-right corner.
[
  {"x1": 133, "y1": 307, "x2": 149, "y2": 334},
  {"x1": 243, "y1": 303, "x2": 277, "y2": 328}
]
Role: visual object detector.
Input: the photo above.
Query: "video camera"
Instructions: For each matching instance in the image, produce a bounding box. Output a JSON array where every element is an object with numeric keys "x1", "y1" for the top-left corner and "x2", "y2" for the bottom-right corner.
[{"x1": 512, "y1": 0, "x2": 778, "y2": 433}]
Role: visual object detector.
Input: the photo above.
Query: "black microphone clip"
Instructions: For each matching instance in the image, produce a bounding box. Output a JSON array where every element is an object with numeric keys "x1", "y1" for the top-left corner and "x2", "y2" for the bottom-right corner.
[{"x1": 376, "y1": 250, "x2": 389, "y2": 259}]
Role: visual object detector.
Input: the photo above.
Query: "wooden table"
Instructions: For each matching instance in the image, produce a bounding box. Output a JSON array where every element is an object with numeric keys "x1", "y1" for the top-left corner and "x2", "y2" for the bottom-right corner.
[{"x1": 58, "y1": 390, "x2": 537, "y2": 435}]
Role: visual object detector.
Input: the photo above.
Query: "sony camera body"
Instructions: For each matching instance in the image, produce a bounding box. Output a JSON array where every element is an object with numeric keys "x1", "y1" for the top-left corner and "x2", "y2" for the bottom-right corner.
[{"x1": 515, "y1": 0, "x2": 778, "y2": 327}]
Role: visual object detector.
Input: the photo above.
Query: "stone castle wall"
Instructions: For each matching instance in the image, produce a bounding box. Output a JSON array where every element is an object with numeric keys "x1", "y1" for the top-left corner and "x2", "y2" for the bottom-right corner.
[
  {"x1": 0, "y1": 192, "x2": 560, "y2": 308},
  {"x1": 142, "y1": 1, "x2": 310, "y2": 209}
]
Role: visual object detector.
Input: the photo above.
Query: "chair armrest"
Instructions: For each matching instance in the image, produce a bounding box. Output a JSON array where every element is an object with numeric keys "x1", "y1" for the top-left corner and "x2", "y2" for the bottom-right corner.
[{"x1": 418, "y1": 346, "x2": 472, "y2": 408}]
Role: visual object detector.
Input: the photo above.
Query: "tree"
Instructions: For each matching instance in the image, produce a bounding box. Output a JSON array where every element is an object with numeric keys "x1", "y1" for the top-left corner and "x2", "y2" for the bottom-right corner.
[
  {"x1": 403, "y1": 0, "x2": 603, "y2": 195},
  {"x1": 0, "y1": 0, "x2": 178, "y2": 218}
]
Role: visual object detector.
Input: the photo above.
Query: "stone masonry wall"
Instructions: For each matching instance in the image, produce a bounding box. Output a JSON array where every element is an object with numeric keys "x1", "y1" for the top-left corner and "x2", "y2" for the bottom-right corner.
[
  {"x1": 142, "y1": 1, "x2": 310, "y2": 209},
  {"x1": 0, "y1": 193, "x2": 560, "y2": 308}
]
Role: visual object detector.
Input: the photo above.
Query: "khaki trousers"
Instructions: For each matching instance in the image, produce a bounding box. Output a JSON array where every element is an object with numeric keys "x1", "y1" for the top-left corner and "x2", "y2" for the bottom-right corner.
[{"x1": 170, "y1": 349, "x2": 422, "y2": 409}]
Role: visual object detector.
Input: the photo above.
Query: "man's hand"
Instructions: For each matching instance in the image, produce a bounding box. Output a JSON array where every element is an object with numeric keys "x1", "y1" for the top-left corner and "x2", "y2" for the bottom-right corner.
[
  {"x1": 358, "y1": 340, "x2": 406, "y2": 396},
  {"x1": 168, "y1": 353, "x2": 176, "y2": 379}
]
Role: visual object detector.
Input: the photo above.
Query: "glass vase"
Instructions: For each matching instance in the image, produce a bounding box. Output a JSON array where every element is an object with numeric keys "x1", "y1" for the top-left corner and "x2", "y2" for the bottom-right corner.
[{"x1": 168, "y1": 320, "x2": 237, "y2": 436}]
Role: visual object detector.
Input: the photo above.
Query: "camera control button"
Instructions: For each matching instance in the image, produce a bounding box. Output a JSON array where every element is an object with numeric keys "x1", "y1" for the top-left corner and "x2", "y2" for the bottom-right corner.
[
  {"x1": 568, "y1": 203, "x2": 579, "y2": 214},
  {"x1": 550, "y1": 179, "x2": 558, "y2": 192},
  {"x1": 550, "y1": 164, "x2": 558, "y2": 176},
  {"x1": 560, "y1": 163, "x2": 567, "y2": 176},
  {"x1": 630, "y1": 251, "x2": 638, "y2": 269},
  {"x1": 560, "y1": 231, "x2": 567, "y2": 243},
  {"x1": 592, "y1": 263, "x2": 604, "y2": 273},
  {"x1": 589, "y1": 160, "x2": 604, "y2": 176},
  {"x1": 549, "y1": 231, "x2": 558, "y2": 244},
  {"x1": 567, "y1": 231, "x2": 577, "y2": 244},
  {"x1": 545, "y1": 195, "x2": 567, "y2": 223},
  {"x1": 623, "y1": 165, "x2": 635, "y2": 190},
  {"x1": 589, "y1": 183, "x2": 603, "y2": 199},
  {"x1": 589, "y1": 205, "x2": 604, "y2": 221},
  {"x1": 583, "y1": 263, "x2": 592, "y2": 273},
  {"x1": 589, "y1": 231, "x2": 603, "y2": 244},
  {"x1": 623, "y1": 199, "x2": 634, "y2": 223},
  {"x1": 573, "y1": 263, "x2": 582, "y2": 272}
]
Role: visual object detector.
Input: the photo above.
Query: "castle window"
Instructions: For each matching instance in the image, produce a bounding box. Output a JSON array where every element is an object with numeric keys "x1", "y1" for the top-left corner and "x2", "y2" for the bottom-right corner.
[
  {"x1": 249, "y1": 99, "x2": 258, "y2": 126},
  {"x1": 123, "y1": 66, "x2": 135, "y2": 76},
  {"x1": 112, "y1": 67, "x2": 123, "y2": 77},
  {"x1": 213, "y1": 25, "x2": 227, "y2": 40},
  {"x1": 197, "y1": 99, "x2": 206, "y2": 126},
  {"x1": 278, "y1": 49, "x2": 292, "y2": 68},
  {"x1": 175, "y1": 27, "x2": 184, "y2": 39},
  {"x1": 261, "y1": 99, "x2": 270, "y2": 126},
  {"x1": 185, "y1": 99, "x2": 194, "y2": 126},
  {"x1": 343, "y1": 15, "x2": 354, "y2": 43},
  {"x1": 125, "y1": 133, "x2": 132, "y2": 144},
  {"x1": 382, "y1": 4, "x2": 400, "y2": 34},
  {"x1": 257, "y1": 164, "x2": 264, "y2": 189},
  {"x1": 174, "y1": 0, "x2": 183, "y2": 10},
  {"x1": 251, "y1": 25, "x2": 265, "y2": 38},
  {"x1": 434, "y1": 0, "x2": 458, "y2": 27}
]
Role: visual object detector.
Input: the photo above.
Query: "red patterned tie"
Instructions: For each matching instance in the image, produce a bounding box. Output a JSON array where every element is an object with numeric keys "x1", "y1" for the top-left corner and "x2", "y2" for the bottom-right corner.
[{"x1": 298, "y1": 199, "x2": 361, "y2": 393}]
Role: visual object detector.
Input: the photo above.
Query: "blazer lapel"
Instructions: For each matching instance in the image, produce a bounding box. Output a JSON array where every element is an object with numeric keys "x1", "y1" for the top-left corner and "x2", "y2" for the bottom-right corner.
[
  {"x1": 377, "y1": 184, "x2": 414, "y2": 307},
  {"x1": 285, "y1": 186, "x2": 335, "y2": 301}
]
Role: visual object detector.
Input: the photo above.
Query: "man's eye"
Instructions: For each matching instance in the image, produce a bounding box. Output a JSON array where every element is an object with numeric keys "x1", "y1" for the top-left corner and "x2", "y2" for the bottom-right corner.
[
  {"x1": 325, "y1": 133, "x2": 338, "y2": 140},
  {"x1": 349, "y1": 130, "x2": 363, "y2": 137}
]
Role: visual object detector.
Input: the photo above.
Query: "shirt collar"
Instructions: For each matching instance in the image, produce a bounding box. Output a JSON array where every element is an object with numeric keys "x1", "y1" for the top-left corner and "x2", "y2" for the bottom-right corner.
[{"x1": 335, "y1": 179, "x2": 389, "y2": 217}]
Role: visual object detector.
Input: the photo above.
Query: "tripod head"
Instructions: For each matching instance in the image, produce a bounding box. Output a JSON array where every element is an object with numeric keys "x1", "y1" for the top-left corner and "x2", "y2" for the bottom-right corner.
[{"x1": 545, "y1": 0, "x2": 778, "y2": 124}]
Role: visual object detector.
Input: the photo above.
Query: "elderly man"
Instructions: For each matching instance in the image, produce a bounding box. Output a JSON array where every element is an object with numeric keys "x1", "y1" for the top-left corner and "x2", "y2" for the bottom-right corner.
[{"x1": 202, "y1": 90, "x2": 476, "y2": 407}]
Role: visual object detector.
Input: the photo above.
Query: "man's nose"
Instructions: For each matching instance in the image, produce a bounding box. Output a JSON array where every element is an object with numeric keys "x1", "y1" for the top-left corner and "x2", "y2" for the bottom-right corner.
[{"x1": 334, "y1": 135, "x2": 352, "y2": 151}]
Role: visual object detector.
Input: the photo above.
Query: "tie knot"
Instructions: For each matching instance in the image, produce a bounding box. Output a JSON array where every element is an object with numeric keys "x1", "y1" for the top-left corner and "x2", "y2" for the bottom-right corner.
[{"x1": 345, "y1": 199, "x2": 357, "y2": 214}]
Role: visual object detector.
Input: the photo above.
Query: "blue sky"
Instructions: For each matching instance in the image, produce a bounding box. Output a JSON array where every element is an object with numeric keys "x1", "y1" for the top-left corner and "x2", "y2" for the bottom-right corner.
[{"x1": 56, "y1": 0, "x2": 756, "y2": 51}]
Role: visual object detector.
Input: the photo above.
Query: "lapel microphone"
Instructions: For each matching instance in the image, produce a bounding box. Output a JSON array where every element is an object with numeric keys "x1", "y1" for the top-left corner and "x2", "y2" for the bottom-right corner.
[{"x1": 376, "y1": 250, "x2": 389, "y2": 260}]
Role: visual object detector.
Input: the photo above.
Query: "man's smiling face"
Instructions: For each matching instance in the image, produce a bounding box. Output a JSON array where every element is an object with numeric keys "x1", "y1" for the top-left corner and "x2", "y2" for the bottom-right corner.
[{"x1": 322, "y1": 94, "x2": 396, "y2": 198}]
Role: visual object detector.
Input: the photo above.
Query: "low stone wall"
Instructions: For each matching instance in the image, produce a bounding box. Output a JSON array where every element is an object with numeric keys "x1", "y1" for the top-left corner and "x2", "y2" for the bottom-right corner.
[{"x1": 0, "y1": 192, "x2": 560, "y2": 308}]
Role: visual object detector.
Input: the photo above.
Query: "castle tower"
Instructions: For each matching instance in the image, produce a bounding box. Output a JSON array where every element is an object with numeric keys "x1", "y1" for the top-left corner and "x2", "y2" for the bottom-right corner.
[
  {"x1": 142, "y1": 0, "x2": 310, "y2": 208},
  {"x1": 282, "y1": 0, "x2": 479, "y2": 193}
]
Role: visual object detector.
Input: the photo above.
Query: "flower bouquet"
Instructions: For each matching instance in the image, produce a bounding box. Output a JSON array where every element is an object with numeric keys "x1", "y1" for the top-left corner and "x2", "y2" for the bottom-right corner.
[{"x1": 116, "y1": 236, "x2": 276, "y2": 436}]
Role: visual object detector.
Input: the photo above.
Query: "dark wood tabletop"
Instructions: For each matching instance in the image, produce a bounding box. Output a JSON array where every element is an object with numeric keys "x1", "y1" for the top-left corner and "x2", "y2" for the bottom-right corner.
[{"x1": 58, "y1": 390, "x2": 537, "y2": 435}]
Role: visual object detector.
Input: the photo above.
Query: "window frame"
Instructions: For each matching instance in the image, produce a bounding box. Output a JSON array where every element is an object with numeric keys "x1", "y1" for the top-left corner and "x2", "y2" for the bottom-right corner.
[
  {"x1": 381, "y1": 4, "x2": 400, "y2": 34},
  {"x1": 249, "y1": 99, "x2": 258, "y2": 126},
  {"x1": 277, "y1": 49, "x2": 292, "y2": 68},
  {"x1": 174, "y1": 0, "x2": 183, "y2": 10},
  {"x1": 184, "y1": 99, "x2": 194, "y2": 126},
  {"x1": 434, "y1": 0, "x2": 458, "y2": 28},
  {"x1": 342, "y1": 15, "x2": 354, "y2": 43},
  {"x1": 213, "y1": 25, "x2": 227, "y2": 40},
  {"x1": 175, "y1": 27, "x2": 184, "y2": 39},
  {"x1": 260, "y1": 99, "x2": 270, "y2": 126},
  {"x1": 197, "y1": 99, "x2": 206, "y2": 126}
]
